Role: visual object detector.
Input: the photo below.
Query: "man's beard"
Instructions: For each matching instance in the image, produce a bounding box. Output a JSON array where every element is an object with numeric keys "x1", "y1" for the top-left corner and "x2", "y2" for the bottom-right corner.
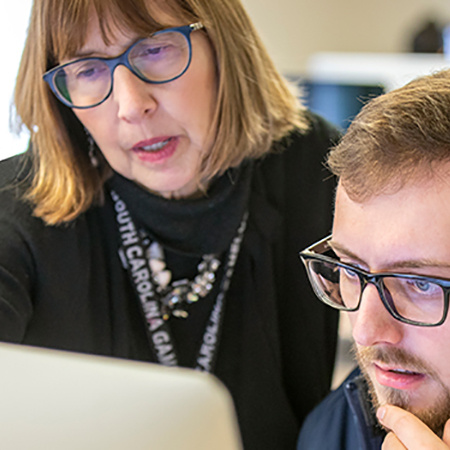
[{"x1": 355, "y1": 344, "x2": 450, "y2": 438}]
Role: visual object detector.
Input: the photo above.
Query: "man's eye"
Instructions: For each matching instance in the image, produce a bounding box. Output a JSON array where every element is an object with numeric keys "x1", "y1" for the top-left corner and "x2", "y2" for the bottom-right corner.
[
  {"x1": 342, "y1": 267, "x2": 359, "y2": 279},
  {"x1": 408, "y1": 279, "x2": 440, "y2": 295}
]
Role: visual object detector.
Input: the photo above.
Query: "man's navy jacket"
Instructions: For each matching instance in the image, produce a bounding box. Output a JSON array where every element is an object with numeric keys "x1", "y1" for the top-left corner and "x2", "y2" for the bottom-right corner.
[{"x1": 297, "y1": 369, "x2": 386, "y2": 449}]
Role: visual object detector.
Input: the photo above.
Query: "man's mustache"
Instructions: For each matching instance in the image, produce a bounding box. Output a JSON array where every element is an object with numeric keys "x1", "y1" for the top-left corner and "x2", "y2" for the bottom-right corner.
[{"x1": 354, "y1": 344, "x2": 437, "y2": 379}]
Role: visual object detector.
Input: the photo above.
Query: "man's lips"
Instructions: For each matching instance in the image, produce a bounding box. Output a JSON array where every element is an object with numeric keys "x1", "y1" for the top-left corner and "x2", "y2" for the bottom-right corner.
[{"x1": 373, "y1": 362, "x2": 426, "y2": 390}]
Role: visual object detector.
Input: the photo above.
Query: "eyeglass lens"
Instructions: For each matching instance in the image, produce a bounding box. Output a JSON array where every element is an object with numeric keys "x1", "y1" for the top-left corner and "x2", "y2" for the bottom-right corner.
[
  {"x1": 52, "y1": 31, "x2": 189, "y2": 107},
  {"x1": 307, "y1": 260, "x2": 446, "y2": 325}
]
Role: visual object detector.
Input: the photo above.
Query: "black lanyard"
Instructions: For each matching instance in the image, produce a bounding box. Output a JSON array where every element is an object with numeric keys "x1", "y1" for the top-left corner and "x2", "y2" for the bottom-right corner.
[{"x1": 110, "y1": 189, "x2": 247, "y2": 373}]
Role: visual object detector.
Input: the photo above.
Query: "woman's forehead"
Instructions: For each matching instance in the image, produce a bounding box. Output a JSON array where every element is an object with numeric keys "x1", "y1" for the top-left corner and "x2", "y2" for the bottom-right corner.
[{"x1": 53, "y1": 0, "x2": 190, "y2": 60}]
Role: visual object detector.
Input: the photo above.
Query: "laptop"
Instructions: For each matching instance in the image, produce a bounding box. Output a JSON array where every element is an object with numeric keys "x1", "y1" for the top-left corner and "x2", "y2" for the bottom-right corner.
[{"x1": 0, "y1": 342, "x2": 243, "y2": 449}]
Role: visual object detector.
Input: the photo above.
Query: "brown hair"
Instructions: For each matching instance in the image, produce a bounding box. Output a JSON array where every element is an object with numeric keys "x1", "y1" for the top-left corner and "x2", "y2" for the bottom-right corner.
[
  {"x1": 327, "y1": 69, "x2": 450, "y2": 201},
  {"x1": 14, "y1": 0, "x2": 307, "y2": 224}
]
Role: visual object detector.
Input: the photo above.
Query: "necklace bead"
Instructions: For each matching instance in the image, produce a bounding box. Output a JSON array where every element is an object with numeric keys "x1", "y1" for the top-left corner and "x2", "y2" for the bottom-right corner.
[{"x1": 145, "y1": 241, "x2": 223, "y2": 319}]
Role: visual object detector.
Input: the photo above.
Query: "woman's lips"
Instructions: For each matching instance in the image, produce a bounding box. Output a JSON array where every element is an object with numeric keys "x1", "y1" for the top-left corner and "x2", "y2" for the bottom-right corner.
[
  {"x1": 374, "y1": 363, "x2": 426, "y2": 390},
  {"x1": 131, "y1": 136, "x2": 178, "y2": 163}
]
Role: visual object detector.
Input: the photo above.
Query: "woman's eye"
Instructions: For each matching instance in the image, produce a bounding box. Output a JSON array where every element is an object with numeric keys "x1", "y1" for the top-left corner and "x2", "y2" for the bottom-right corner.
[
  {"x1": 74, "y1": 63, "x2": 107, "y2": 80},
  {"x1": 137, "y1": 44, "x2": 173, "y2": 59},
  {"x1": 141, "y1": 45, "x2": 163, "y2": 56},
  {"x1": 77, "y1": 68, "x2": 95, "y2": 79}
]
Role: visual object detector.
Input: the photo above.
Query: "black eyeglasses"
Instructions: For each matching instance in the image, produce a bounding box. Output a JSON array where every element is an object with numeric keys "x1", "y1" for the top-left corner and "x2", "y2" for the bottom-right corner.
[
  {"x1": 299, "y1": 235, "x2": 450, "y2": 327},
  {"x1": 43, "y1": 22, "x2": 204, "y2": 109}
]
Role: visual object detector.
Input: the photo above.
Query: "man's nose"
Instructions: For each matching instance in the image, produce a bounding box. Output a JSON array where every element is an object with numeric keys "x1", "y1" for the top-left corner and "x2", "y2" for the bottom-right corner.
[
  {"x1": 111, "y1": 65, "x2": 158, "y2": 123},
  {"x1": 350, "y1": 283, "x2": 403, "y2": 347}
]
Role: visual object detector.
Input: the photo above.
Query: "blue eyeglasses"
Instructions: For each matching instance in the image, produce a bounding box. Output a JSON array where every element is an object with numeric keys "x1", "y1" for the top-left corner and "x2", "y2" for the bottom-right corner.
[
  {"x1": 43, "y1": 22, "x2": 204, "y2": 109},
  {"x1": 300, "y1": 235, "x2": 450, "y2": 327}
]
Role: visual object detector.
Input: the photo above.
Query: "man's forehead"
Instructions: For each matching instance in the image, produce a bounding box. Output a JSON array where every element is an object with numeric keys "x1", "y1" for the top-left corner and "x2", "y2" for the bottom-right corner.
[
  {"x1": 335, "y1": 159, "x2": 450, "y2": 205},
  {"x1": 332, "y1": 180, "x2": 450, "y2": 273}
]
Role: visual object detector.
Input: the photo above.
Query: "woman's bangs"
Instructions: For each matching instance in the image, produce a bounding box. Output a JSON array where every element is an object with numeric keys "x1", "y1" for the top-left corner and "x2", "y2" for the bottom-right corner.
[
  {"x1": 48, "y1": 0, "x2": 176, "y2": 64},
  {"x1": 45, "y1": 1, "x2": 90, "y2": 64}
]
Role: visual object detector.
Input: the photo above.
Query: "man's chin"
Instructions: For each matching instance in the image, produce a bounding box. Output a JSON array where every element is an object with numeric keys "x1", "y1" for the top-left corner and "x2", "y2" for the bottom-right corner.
[
  {"x1": 370, "y1": 381, "x2": 449, "y2": 438},
  {"x1": 357, "y1": 352, "x2": 450, "y2": 438}
]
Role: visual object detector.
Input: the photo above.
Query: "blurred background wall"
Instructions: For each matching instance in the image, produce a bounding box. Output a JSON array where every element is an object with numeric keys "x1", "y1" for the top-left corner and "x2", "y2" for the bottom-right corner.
[
  {"x1": 242, "y1": 0, "x2": 450, "y2": 74},
  {"x1": 1, "y1": 1, "x2": 33, "y2": 160}
]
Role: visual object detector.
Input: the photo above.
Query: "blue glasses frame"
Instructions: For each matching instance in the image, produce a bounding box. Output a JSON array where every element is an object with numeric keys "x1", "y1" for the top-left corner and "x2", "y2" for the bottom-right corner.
[
  {"x1": 300, "y1": 235, "x2": 450, "y2": 327},
  {"x1": 43, "y1": 22, "x2": 204, "y2": 109}
]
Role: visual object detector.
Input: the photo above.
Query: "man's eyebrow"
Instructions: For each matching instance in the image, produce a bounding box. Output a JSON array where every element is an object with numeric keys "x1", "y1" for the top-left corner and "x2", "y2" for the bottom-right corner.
[
  {"x1": 329, "y1": 240, "x2": 450, "y2": 271},
  {"x1": 328, "y1": 240, "x2": 366, "y2": 265}
]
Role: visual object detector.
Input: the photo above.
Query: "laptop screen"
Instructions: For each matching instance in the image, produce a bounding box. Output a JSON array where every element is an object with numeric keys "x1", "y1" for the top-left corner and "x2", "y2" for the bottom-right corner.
[{"x1": 0, "y1": 342, "x2": 243, "y2": 449}]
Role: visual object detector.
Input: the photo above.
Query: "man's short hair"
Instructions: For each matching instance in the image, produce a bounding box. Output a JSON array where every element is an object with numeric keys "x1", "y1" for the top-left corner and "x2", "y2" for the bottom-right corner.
[{"x1": 327, "y1": 69, "x2": 450, "y2": 201}]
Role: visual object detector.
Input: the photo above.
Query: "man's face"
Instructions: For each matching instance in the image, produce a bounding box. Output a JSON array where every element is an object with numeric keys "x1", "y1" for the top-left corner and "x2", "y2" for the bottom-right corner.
[{"x1": 332, "y1": 171, "x2": 450, "y2": 435}]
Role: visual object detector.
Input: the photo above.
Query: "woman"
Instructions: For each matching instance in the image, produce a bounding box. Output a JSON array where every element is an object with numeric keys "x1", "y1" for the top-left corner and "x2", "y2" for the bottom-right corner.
[{"x1": 4, "y1": 0, "x2": 339, "y2": 448}]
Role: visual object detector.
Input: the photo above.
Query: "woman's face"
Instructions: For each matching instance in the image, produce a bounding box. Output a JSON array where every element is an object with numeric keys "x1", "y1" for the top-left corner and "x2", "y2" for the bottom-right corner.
[{"x1": 72, "y1": 10, "x2": 218, "y2": 199}]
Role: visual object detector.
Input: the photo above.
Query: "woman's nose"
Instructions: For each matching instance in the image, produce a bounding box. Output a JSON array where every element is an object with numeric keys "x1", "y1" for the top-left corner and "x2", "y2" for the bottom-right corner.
[
  {"x1": 111, "y1": 65, "x2": 158, "y2": 123},
  {"x1": 350, "y1": 283, "x2": 403, "y2": 347}
]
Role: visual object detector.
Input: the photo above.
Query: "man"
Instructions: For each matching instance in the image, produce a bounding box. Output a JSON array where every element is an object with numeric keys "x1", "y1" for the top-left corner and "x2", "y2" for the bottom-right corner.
[{"x1": 297, "y1": 70, "x2": 450, "y2": 449}]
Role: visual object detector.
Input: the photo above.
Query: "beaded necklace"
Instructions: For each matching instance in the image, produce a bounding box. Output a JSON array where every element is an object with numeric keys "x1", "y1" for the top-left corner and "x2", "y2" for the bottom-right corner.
[
  {"x1": 142, "y1": 237, "x2": 222, "y2": 320},
  {"x1": 111, "y1": 189, "x2": 248, "y2": 372}
]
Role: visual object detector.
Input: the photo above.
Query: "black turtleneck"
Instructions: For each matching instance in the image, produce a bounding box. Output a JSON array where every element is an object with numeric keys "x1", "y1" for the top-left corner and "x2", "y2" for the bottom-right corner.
[
  {"x1": 105, "y1": 161, "x2": 253, "y2": 367},
  {"x1": 106, "y1": 161, "x2": 253, "y2": 256}
]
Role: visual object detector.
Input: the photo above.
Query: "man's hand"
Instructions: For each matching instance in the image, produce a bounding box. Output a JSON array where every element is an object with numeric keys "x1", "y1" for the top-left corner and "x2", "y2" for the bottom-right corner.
[{"x1": 376, "y1": 405, "x2": 450, "y2": 449}]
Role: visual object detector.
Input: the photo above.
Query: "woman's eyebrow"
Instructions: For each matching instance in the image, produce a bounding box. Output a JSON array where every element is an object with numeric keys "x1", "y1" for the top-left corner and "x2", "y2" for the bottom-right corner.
[
  {"x1": 69, "y1": 37, "x2": 138, "y2": 60},
  {"x1": 69, "y1": 47, "x2": 121, "y2": 59}
]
